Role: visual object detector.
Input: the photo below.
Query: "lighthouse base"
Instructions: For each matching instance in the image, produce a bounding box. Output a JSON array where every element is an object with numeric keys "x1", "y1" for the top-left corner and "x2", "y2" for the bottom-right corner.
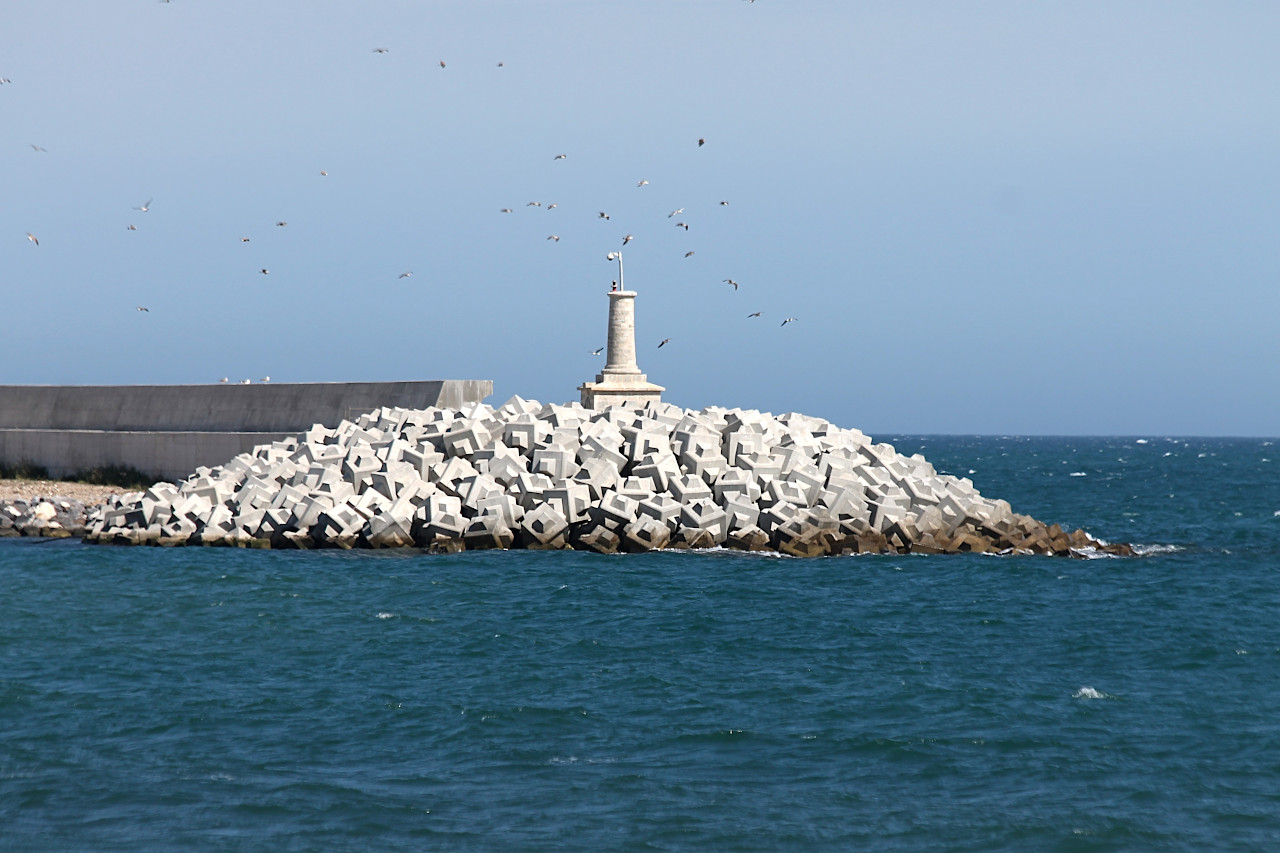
[{"x1": 578, "y1": 371, "x2": 665, "y2": 410}]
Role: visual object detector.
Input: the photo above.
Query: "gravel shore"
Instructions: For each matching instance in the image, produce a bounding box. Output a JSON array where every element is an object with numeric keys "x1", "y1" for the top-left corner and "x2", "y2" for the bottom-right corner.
[{"x1": 0, "y1": 479, "x2": 133, "y2": 507}]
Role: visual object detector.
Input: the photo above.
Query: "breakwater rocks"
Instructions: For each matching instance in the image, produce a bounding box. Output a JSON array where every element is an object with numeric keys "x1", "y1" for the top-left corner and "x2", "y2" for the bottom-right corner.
[
  {"x1": 1, "y1": 497, "x2": 92, "y2": 538},
  {"x1": 84, "y1": 398, "x2": 1132, "y2": 557}
]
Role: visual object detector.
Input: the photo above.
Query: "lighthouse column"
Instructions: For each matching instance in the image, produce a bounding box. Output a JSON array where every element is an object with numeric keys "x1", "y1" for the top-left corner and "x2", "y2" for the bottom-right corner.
[{"x1": 579, "y1": 288, "x2": 664, "y2": 409}]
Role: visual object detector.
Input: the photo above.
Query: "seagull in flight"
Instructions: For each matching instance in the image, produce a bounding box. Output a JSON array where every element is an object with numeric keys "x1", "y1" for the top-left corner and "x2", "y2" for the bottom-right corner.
[
  {"x1": 526, "y1": 201, "x2": 541, "y2": 207},
  {"x1": 719, "y1": 200, "x2": 729, "y2": 206},
  {"x1": 127, "y1": 224, "x2": 137, "y2": 231},
  {"x1": 598, "y1": 211, "x2": 610, "y2": 220},
  {"x1": 658, "y1": 338, "x2": 671, "y2": 348},
  {"x1": 25, "y1": 232, "x2": 38, "y2": 246},
  {"x1": 276, "y1": 221, "x2": 287, "y2": 226},
  {"x1": 636, "y1": 180, "x2": 649, "y2": 187},
  {"x1": 240, "y1": 237, "x2": 250, "y2": 242},
  {"x1": 698, "y1": 138, "x2": 705, "y2": 147},
  {"x1": 591, "y1": 346, "x2": 604, "y2": 356},
  {"x1": 668, "y1": 208, "x2": 684, "y2": 218},
  {"x1": 622, "y1": 234, "x2": 633, "y2": 246},
  {"x1": 781, "y1": 317, "x2": 797, "y2": 326},
  {"x1": 724, "y1": 279, "x2": 738, "y2": 289},
  {"x1": 553, "y1": 153, "x2": 566, "y2": 160},
  {"x1": 439, "y1": 60, "x2": 446, "y2": 68},
  {"x1": 373, "y1": 48, "x2": 389, "y2": 53},
  {"x1": 320, "y1": 170, "x2": 328, "y2": 176},
  {"x1": 134, "y1": 198, "x2": 152, "y2": 212},
  {"x1": 260, "y1": 268, "x2": 270, "y2": 275},
  {"x1": 547, "y1": 235, "x2": 560, "y2": 241},
  {"x1": 546, "y1": 203, "x2": 558, "y2": 210},
  {"x1": 399, "y1": 271, "x2": 413, "y2": 278},
  {"x1": 30, "y1": 144, "x2": 47, "y2": 152},
  {"x1": 675, "y1": 222, "x2": 688, "y2": 230},
  {"x1": 500, "y1": 208, "x2": 513, "y2": 213},
  {"x1": 748, "y1": 312, "x2": 762, "y2": 318},
  {"x1": 136, "y1": 306, "x2": 149, "y2": 312},
  {"x1": 684, "y1": 251, "x2": 695, "y2": 258}
]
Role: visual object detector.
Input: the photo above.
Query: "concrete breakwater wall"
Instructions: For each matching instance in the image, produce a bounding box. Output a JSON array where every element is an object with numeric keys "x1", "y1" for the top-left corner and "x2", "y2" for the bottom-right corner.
[
  {"x1": 0, "y1": 380, "x2": 492, "y2": 480},
  {"x1": 84, "y1": 397, "x2": 1131, "y2": 557}
]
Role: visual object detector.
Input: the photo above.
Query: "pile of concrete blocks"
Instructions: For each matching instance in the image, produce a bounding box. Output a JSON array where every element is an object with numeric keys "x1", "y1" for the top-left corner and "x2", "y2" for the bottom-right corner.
[
  {"x1": 0, "y1": 497, "x2": 90, "y2": 538},
  {"x1": 83, "y1": 397, "x2": 1131, "y2": 557}
]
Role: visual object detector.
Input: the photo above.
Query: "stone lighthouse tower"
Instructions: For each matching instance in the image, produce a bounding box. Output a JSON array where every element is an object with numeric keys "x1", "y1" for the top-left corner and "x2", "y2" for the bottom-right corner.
[{"x1": 579, "y1": 253, "x2": 664, "y2": 409}]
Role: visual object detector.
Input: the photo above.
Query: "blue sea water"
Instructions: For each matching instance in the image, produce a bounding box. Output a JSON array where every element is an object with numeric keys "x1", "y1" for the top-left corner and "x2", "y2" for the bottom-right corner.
[{"x1": 2, "y1": 436, "x2": 1278, "y2": 851}]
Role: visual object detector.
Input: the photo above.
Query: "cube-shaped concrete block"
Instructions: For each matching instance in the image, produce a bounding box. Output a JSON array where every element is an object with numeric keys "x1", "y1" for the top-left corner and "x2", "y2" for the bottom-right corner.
[
  {"x1": 679, "y1": 445, "x2": 729, "y2": 484},
  {"x1": 668, "y1": 474, "x2": 712, "y2": 505},
  {"x1": 442, "y1": 420, "x2": 493, "y2": 459},
  {"x1": 784, "y1": 463, "x2": 825, "y2": 506},
  {"x1": 621, "y1": 516, "x2": 671, "y2": 552},
  {"x1": 596, "y1": 491, "x2": 640, "y2": 529},
  {"x1": 712, "y1": 468, "x2": 757, "y2": 505},
  {"x1": 517, "y1": 503, "x2": 570, "y2": 549},
  {"x1": 677, "y1": 498, "x2": 728, "y2": 545},
  {"x1": 761, "y1": 479, "x2": 808, "y2": 510},
  {"x1": 573, "y1": 457, "x2": 621, "y2": 500},
  {"x1": 290, "y1": 494, "x2": 334, "y2": 530},
  {"x1": 463, "y1": 514, "x2": 514, "y2": 550},
  {"x1": 636, "y1": 494, "x2": 681, "y2": 530},
  {"x1": 757, "y1": 501, "x2": 799, "y2": 535},
  {"x1": 480, "y1": 452, "x2": 529, "y2": 487},
  {"x1": 513, "y1": 471, "x2": 555, "y2": 510},
  {"x1": 725, "y1": 524, "x2": 771, "y2": 551},
  {"x1": 569, "y1": 522, "x2": 621, "y2": 554},
  {"x1": 631, "y1": 452, "x2": 679, "y2": 493},
  {"x1": 543, "y1": 483, "x2": 591, "y2": 523},
  {"x1": 577, "y1": 434, "x2": 628, "y2": 472},
  {"x1": 457, "y1": 473, "x2": 504, "y2": 512},
  {"x1": 737, "y1": 451, "x2": 783, "y2": 484},
  {"x1": 532, "y1": 446, "x2": 580, "y2": 481},
  {"x1": 366, "y1": 512, "x2": 415, "y2": 548},
  {"x1": 430, "y1": 456, "x2": 479, "y2": 496},
  {"x1": 722, "y1": 494, "x2": 760, "y2": 531}
]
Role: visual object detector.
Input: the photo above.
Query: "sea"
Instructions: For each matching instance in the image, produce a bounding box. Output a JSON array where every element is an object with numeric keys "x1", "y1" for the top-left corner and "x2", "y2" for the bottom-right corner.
[{"x1": 2, "y1": 436, "x2": 1278, "y2": 852}]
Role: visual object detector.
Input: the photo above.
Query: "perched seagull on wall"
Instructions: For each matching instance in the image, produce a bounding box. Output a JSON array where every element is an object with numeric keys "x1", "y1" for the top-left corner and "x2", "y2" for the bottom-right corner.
[
  {"x1": 500, "y1": 208, "x2": 513, "y2": 213},
  {"x1": 261, "y1": 376, "x2": 271, "y2": 383},
  {"x1": 658, "y1": 338, "x2": 671, "y2": 348},
  {"x1": 598, "y1": 211, "x2": 610, "y2": 220},
  {"x1": 675, "y1": 222, "x2": 688, "y2": 230},
  {"x1": 637, "y1": 180, "x2": 649, "y2": 187},
  {"x1": 133, "y1": 198, "x2": 152, "y2": 212},
  {"x1": 25, "y1": 232, "x2": 38, "y2": 246},
  {"x1": 399, "y1": 271, "x2": 412, "y2": 278},
  {"x1": 622, "y1": 234, "x2": 633, "y2": 246},
  {"x1": 668, "y1": 208, "x2": 683, "y2": 218},
  {"x1": 547, "y1": 235, "x2": 560, "y2": 241},
  {"x1": 136, "y1": 306, "x2": 149, "y2": 312},
  {"x1": 591, "y1": 346, "x2": 604, "y2": 355},
  {"x1": 553, "y1": 153, "x2": 566, "y2": 160},
  {"x1": 219, "y1": 377, "x2": 229, "y2": 383},
  {"x1": 748, "y1": 312, "x2": 762, "y2": 317},
  {"x1": 781, "y1": 317, "x2": 797, "y2": 326},
  {"x1": 724, "y1": 278, "x2": 738, "y2": 289},
  {"x1": 240, "y1": 379, "x2": 251, "y2": 384},
  {"x1": 684, "y1": 251, "x2": 695, "y2": 258}
]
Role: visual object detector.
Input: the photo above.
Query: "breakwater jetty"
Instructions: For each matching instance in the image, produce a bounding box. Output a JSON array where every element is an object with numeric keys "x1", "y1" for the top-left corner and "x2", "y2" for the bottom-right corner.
[{"x1": 84, "y1": 398, "x2": 1130, "y2": 557}]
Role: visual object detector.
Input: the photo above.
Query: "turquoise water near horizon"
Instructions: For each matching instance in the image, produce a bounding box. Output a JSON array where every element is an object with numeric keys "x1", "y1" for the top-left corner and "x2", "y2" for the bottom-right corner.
[{"x1": 2, "y1": 436, "x2": 1278, "y2": 851}]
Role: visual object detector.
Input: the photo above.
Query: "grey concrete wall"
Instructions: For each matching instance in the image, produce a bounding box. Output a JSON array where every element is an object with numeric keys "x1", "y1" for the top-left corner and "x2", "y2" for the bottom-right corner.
[
  {"x1": 0, "y1": 380, "x2": 492, "y2": 432},
  {"x1": 0, "y1": 379, "x2": 493, "y2": 481}
]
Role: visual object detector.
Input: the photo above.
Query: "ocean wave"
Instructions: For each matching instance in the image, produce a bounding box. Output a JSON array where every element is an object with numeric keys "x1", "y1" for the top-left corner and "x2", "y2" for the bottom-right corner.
[
  {"x1": 1131, "y1": 543, "x2": 1183, "y2": 556},
  {"x1": 1073, "y1": 686, "x2": 1109, "y2": 700}
]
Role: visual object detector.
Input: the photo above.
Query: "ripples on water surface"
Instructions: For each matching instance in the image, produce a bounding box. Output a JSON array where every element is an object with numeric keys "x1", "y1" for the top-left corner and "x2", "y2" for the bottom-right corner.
[{"x1": 2, "y1": 437, "x2": 1278, "y2": 851}]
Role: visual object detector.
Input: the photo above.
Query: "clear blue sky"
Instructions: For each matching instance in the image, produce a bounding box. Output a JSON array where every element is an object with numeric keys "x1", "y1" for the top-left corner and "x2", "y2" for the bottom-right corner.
[{"x1": 4, "y1": 1, "x2": 1277, "y2": 436}]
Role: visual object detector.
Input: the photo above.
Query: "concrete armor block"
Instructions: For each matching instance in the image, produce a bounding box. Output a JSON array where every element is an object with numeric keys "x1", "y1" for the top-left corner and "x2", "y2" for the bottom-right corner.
[
  {"x1": 621, "y1": 516, "x2": 671, "y2": 552},
  {"x1": 517, "y1": 503, "x2": 570, "y2": 549}
]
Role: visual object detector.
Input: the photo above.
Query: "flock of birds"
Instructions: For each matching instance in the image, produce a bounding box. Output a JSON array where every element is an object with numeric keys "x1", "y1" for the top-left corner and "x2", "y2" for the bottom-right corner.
[
  {"x1": 15, "y1": 4, "x2": 790, "y2": 383},
  {"x1": 501, "y1": 148, "x2": 798, "y2": 356}
]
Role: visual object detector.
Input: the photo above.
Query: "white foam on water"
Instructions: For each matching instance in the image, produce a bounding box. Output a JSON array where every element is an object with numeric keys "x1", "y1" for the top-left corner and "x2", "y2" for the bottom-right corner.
[
  {"x1": 1135, "y1": 439, "x2": 1148, "y2": 444},
  {"x1": 1131, "y1": 543, "x2": 1182, "y2": 556},
  {"x1": 1069, "y1": 471, "x2": 1087, "y2": 477},
  {"x1": 1073, "y1": 686, "x2": 1108, "y2": 700},
  {"x1": 375, "y1": 611, "x2": 395, "y2": 620}
]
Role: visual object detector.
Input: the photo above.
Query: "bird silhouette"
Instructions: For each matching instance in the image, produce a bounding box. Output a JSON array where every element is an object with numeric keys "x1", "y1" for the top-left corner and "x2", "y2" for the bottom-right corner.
[
  {"x1": 668, "y1": 208, "x2": 684, "y2": 218},
  {"x1": 373, "y1": 48, "x2": 389, "y2": 53},
  {"x1": 591, "y1": 346, "x2": 604, "y2": 355},
  {"x1": 658, "y1": 338, "x2": 671, "y2": 348},
  {"x1": 719, "y1": 200, "x2": 729, "y2": 206},
  {"x1": 675, "y1": 222, "x2": 689, "y2": 230},
  {"x1": 698, "y1": 138, "x2": 705, "y2": 147},
  {"x1": 276, "y1": 221, "x2": 287, "y2": 226},
  {"x1": 748, "y1": 312, "x2": 762, "y2": 318},
  {"x1": 684, "y1": 251, "x2": 695, "y2": 258},
  {"x1": 500, "y1": 208, "x2": 513, "y2": 213},
  {"x1": 546, "y1": 203, "x2": 558, "y2": 210},
  {"x1": 439, "y1": 60, "x2": 446, "y2": 68},
  {"x1": 622, "y1": 234, "x2": 633, "y2": 246},
  {"x1": 724, "y1": 279, "x2": 738, "y2": 289},
  {"x1": 781, "y1": 317, "x2": 797, "y2": 326},
  {"x1": 319, "y1": 170, "x2": 328, "y2": 176},
  {"x1": 527, "y1": 201, "x2": 541, "y2": 207},
  {"x1": 127, "y1": 224, "x2": 137, "y2": 231},
  {"x1": 134, "y1": 198, "x2": 152, "y2": 212},
  {"x1": 553, "y1": 153, "x2": 566, "y2": 160},
  {"x1": 260, "y1": 269, "x2": 269, "y2": 274},
  {"x1": 136, "y1": 306, "x2": 149, "y2": 312},
  {"x1": 240, "y1": 237, "x2": 250, "y2": 242},
  {"x1": 399, "y1": 271, "x2": 413, "y2": 278},
  {"x1": 598, "y1": 211, "x2": 610, "y2": 220},
  {"x1": 25, "y1": 232, "x2": 37, "y2": 246},
  {"x1": 636, "y1": 180, "x2": 649, "y2": 187},
  {"x1": 30, "y1": 144, "x2": 47, "y2": 152},
  {"x1": 547, "y1": 235, "x2": 560, "y2": 241}
]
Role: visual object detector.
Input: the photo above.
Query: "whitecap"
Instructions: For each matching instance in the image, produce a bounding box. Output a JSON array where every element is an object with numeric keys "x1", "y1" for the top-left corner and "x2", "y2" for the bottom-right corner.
[
  {"x1": 1135, "y1": 439, "x2": 1148, "y2": 444},
  {"x1": 1131, "y1": 543, "x2": 1182, "y2": 556},
  {"x1": 375, "y1": 611, "x2": 395, "y2": 620},
  {"x1": 1073, "y1": 686, "x2": 1108, "y2": 700},
  {"x1": 1068, "y1": 471, "x2": 1087, "y2": 477}
]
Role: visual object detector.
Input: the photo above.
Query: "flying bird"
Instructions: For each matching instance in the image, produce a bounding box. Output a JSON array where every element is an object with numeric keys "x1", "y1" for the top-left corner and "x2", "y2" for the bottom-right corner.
[
  {"x1": 553, "y1": 153, "x2": 566, "y2": 160},
  {"x1": 781, "y1": 317, "x2": 797, "y2": 326},
  {"x1": 260, "y1": 269, "x2": 269, "y2": 274},
  {"x1": 668, "y1": 208, "x2": 683, "y2": 218},
  {"x1": 275, "y1": 221, "x2": 287, "y2": 226},
  {"x1": 373, "y1": 48, "x2": 389, "y2": 53},
  {"x1": 546, "y1": 203, "x2": 558, "y2": 210},
  {"x1": 30, "y1": 144, "x2": 47, "y2": 152},
  {"x1": 399, "y1": 271, "x2": 413, "y2": 278},
  {"x1": 25, "y1": 232, "x2": 37, "y2": 246},
  {"x1": 597, "y1": 211, "x2": 610, "y2": 220},
  {"x1": 439, "y1": 60, "x2": 446, "y2": 68},
  {"x1": 658, "y1": 338, "x2": 671, "y2": 348},
  {"x1": 526, "y1": 201, "x2": 541, "y2": 207},
  {"x1": 684, "y1": 251, "x2": 695, "y2": 258},
  {"x1": 622, "y1": 234, "x2": 633, "y2": 245},
  {"x1": 675, "y1": 222, "x2": 688, "y2": 230},
  {"x1": 134, "y1": 198, "x2": 152, "y2": 212},
  {"x1": 320, "y1": 170, "x2": 328, "y2": 176},
  {"x1": 500, "y1": 208, "x2": 513, "y2": 213},
  {"x1": 724, "y1": 279, "x2": 738, "y2": 289},
  {"x1": 240, "y1": 237, "x2": 250, "y2": 242},
  {"x1": 698, "y1": 138, "x2": 705, "y2": 147},
  {"x1": 747, "y1": 312, "x2": 762, "y2": 318},
  {"x1": 127, "y1": 224, "x2": 137, "y2": 231},
  {"x1": 497, "y1": 62, "x2": 504, "y2": 67},
  {"x1": 591, "y1": 346, "x2": 604, "y2": 355},
  {"x1": 636, "y1": 180, "x2": 649, "y2": 187},
  {"x1": 719, "y1": 200, "x2": 729, "y2": 206},
  {"x1": 547, "y1": 235, "x2": 560, "y2": 241},
  {"x1": 136, "y1": 306, "x2": 149, "y2": 312}
]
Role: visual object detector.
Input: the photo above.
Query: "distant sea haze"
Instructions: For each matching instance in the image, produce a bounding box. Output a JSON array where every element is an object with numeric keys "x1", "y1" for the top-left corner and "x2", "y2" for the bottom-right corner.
[{"x1": 1, "y1": 436, "x2": 1277, "y2": 851}]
